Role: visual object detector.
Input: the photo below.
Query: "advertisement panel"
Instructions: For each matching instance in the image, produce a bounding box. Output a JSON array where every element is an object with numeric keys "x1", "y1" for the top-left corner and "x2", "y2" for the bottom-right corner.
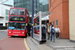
[{"x1": 33, "y1": 12, "x2": 47, "y2": 43}]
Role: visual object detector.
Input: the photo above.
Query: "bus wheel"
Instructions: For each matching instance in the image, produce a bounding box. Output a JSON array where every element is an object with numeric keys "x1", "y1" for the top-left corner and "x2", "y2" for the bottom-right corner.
[{"x1": 25, "y1": 33, "x2": 27, "y2": 38}]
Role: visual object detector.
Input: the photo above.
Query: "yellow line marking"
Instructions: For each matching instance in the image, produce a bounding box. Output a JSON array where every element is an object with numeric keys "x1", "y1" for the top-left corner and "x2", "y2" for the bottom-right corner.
[
  {"x1": 24, "y1": 38, "x2": 30, "y2": 50},
  {"x1": 4, "y1": 37, "x2": 7, "y2": 38},
  {"x1": 1, "y1": 39, "x2": 3, "y2": 40},
  {"x1": 0, "y1": 37, "x2": 7, "y2": 40}
]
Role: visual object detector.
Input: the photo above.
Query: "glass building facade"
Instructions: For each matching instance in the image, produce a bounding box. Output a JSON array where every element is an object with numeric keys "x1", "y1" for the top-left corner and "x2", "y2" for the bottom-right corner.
[
  {"x1": 6, "y1": 9, "x2": 9, "y2": 21},
  {"x1": 14, "y1": 0, "x2": 49, "y2": 15}
]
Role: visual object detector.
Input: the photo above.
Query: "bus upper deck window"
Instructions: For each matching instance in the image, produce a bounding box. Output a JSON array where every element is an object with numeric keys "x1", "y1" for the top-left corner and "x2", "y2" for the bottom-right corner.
[
  {"x1": 11, "y1": 13, "x2": 14, "y2": 15},
  {"x1": 10, "y1": 9, "x2": 25, "y2": 15},
  {"x1": 20, "y1": 11, "x2": 24, "y2": 15}
]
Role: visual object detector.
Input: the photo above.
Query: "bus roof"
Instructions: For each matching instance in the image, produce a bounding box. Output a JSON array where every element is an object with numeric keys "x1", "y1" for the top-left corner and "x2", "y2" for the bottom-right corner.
[{"x1": 10, "y1": 7, "x2": 27, "y2": 10}]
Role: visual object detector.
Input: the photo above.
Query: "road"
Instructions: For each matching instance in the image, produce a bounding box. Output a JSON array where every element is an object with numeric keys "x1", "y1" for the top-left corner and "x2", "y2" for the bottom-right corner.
[
  {"x1": 0, "y1": 31, "x2": 30, "y2": 50},
  {"x1": 0, "y1": 31, "x2": 7, "y2": 40}
]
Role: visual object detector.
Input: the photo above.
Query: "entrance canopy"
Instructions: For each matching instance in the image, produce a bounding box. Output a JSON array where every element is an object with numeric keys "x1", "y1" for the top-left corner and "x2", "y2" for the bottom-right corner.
[{"x1": 41, "y1": 15, "x2": 49, "y2": 21}]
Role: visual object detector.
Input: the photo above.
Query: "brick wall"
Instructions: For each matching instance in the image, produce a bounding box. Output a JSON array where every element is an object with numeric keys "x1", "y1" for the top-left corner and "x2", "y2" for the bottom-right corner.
[{"x1": 49, "y1": 0, "x2": 69, "y2": 39}]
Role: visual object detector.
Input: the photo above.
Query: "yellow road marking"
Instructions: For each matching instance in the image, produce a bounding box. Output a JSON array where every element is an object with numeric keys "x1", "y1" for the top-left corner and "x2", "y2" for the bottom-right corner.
[
  {"x1": 4, "y1": 37, "x2": 7, "y2": 38},
  {"x1": 1, "y1": 37, "x2": 7, "y2": 40},
  {"x1": 24, "y1": 38, "x2": 30, "y2": 50},
  {"x1": 1, "y1": 39, "x2": 3, "y2": 40}
]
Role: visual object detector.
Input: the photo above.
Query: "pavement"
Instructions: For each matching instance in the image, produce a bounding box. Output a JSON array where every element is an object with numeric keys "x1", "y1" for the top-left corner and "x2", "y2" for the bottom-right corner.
[
  {"x1": 26, "y1": 37, "x2": 53, "y2": 50},
  {"x1": 46, "y1": 38, "x2": 75, "y2": 50},
  {"x1": 26, "y1": 37, "x2": 75, "y2": 50}
]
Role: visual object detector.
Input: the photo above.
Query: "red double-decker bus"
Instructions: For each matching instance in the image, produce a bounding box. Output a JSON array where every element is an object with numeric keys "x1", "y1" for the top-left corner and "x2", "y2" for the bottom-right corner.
[{"x1": 8, "y1": 7, "x2": 29, "y2": 37}]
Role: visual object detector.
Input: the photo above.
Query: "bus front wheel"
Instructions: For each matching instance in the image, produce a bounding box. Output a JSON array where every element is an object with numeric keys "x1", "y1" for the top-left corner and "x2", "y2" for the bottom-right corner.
[{"x1": 25, "y1": 33, "x2": 27, "y2": 38}]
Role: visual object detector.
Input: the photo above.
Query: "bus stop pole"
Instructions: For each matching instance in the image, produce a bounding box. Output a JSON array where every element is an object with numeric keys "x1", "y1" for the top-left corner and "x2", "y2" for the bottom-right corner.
[
  {"x1": 32, "y1": 0, "x2": 34, "y2": 38},
  {"x1": 36, "y1": 0, "x2": 37, "y2": 14}
]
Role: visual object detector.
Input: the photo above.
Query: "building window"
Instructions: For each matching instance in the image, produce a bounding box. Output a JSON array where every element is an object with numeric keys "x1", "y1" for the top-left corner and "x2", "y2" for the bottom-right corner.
[
  {"x1": 56, "y1": 20, "x2": 58, "y2": 26},
  {"x1": 53, "y1": 21, "x2": 55, "y2": 26},
  {"x1": 6, "y1": 10, "x2": 9, "y2": 15},
  {"x1": 6, "y1": 15, "x2": 8, "y2": 21},
  {"x1": 6, "y1": 9, "x2": 9, "y2": 21},
  {"x1": 14, "y1": 0, "x2": 49, "y2": 15}
]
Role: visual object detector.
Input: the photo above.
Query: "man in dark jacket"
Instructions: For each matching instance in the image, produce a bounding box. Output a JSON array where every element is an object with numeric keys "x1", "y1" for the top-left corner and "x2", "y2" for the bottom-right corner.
[{"x1": 26, "y1": 23, "x2": 31, "y2": 36}]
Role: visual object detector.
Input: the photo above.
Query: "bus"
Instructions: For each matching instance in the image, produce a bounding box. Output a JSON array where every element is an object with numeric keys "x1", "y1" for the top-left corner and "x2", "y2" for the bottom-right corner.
[{"x1": 8, "y1": 7, "x2": 30, "y2": 37}]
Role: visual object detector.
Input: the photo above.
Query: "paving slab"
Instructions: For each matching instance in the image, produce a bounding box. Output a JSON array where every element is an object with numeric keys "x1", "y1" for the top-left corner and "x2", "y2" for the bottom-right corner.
[
  {"x1": 46, "y1": 38, "x2": 75, "y2": 50},
  {"x1": 26, "y1": 37, "x2": 53, "y2": 50}
]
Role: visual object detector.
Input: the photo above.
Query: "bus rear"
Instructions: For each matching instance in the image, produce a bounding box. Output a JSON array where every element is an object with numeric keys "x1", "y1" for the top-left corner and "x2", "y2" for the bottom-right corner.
[{"x1": 8, "y1": 8, "x2": 28, "y2": 37}]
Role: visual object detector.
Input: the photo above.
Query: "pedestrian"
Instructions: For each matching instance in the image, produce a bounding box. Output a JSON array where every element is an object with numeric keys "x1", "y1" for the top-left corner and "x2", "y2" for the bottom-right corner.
[
  {"x1": 7, "y1": 23, "x2": 8, "y2": 28},
  {"x1": 26, "y1": 23, "x2": 31, "y2": 36},
  {"x1": 49, "y1": 22, "x2": 52, "y2": 38},
  {"x1": 55, "y1": 27, "x2": 60, "y2": 38},
  {"x1": 47, "y1": 23, "x2": 50, "y2": 40},
  {"x1": 50, "y1": 25, "x2": 55, "y2": 42}
]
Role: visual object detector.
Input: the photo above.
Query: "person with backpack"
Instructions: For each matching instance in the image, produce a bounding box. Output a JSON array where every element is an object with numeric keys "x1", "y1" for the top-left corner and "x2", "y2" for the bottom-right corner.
[{"x1": 50, "y1": 25, "x2": 55, "y2": 42}]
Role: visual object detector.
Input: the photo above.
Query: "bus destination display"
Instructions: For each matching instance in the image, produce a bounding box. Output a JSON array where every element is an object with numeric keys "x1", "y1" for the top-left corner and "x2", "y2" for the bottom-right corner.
[{"x1": 10, "y1": 16, "x2": 25, "y2": 22}]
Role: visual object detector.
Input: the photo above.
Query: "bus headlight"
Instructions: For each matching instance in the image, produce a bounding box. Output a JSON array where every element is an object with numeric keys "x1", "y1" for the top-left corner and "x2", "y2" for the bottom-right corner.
[
  {"x1": 22, "y1": 32, "x2": 24, "y2": 34},
  {"x1": 9, "y1": 31, "x2": 11, "y2": 33}
]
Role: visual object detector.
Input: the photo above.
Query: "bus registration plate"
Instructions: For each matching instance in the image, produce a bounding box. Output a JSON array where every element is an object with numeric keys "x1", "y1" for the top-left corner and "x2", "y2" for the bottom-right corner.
[{"x1": 14, "y1": 35, "x2": 18, "y2": 36}]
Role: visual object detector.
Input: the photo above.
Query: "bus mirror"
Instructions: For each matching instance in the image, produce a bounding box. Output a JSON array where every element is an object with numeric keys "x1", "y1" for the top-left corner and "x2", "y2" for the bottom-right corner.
[{"x1": 26, "y1": 23, "x2": 28, "y2": 26}]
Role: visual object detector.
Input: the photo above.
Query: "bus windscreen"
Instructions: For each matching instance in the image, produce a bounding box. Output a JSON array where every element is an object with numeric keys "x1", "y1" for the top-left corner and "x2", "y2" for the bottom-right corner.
[
  {"x1": 10, "y1": 16, "x2": 25, "y2": 22},
  {"x1": 8, "y1": 22, "x2": 26, "y2": 30},
  {"x1": 10, "y1": 9, "x2": 25, "y2": 15}
]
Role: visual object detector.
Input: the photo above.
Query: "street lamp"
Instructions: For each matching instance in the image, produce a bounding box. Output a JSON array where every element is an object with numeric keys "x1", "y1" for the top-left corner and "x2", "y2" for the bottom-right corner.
[
  {"x1": 32, "y1": 0, "x2": 37, "y2": 38},
  {"x1": 36, "y1": 0, "x2": 37, "y2": 14}
]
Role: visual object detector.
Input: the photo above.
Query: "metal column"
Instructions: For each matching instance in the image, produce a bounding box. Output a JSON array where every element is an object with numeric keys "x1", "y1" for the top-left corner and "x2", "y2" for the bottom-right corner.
[{"x1": 32, "y1": 0, "x2": 34, "y2": 38}]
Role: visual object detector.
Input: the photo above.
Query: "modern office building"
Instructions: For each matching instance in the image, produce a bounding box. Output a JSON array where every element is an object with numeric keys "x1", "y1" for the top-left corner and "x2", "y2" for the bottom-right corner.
[
  {"x1": 14, "y1": 0, "x2": 49, "y2": 15},
  {"x1": 49, "y1": 0, "x2": 69, "y2": 39},
  {"x1": 0, "y1": 4, "x2": 12, "y2": 26}
]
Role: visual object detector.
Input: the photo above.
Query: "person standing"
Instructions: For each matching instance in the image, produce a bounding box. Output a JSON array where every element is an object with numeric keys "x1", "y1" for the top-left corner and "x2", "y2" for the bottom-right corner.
[
  {"x1": 49, "y1": 22, "x2": 52, "y2": 37},
  {"x1": 47, "y1": 23, "x2": 50, "y2": 40},
  {"x1": 50, "y1": 25, "x2": 55, "y2": 42},
  {"x1": 55, "y1": 27, "x2": 60, "y2": 38},
  {"x1": 26, "y1": 23, "x2": 31, "y2": 36}
]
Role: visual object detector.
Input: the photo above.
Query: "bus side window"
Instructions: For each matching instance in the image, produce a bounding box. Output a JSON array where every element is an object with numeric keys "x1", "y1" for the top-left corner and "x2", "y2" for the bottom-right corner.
[
  {"x1": 25, "y1": 10, "x2": 26, "y2": 15},
  {"x1": 11, "y1": 13, "x2": 14, "y2": 15}
]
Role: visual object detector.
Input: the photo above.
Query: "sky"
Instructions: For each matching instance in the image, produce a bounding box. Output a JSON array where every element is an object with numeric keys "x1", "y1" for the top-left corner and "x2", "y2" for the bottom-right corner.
[{"x1": 0, "y1": 0, "x2": 13, "y2": 5}]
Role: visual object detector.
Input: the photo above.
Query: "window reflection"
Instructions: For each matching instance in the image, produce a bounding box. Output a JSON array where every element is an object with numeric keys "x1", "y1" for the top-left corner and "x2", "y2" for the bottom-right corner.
[
  {"x1": 14, "y1": 0, "x2": 49, "y2": 15},
  {"x1": 37, "y1": 17, "x2": 39, "y2": 22},
  {"x1": 8, "y1": 22, "x2": 26, "y2": 30},
  {"x1": 10, "y1": 9, "x2": 25, "y2": 15}
]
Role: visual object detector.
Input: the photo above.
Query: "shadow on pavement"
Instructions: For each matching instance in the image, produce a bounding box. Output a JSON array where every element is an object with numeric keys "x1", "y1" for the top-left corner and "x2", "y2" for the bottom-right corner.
[{"x1": 8, "y1": 36, "x2": 27, "y2": 38}]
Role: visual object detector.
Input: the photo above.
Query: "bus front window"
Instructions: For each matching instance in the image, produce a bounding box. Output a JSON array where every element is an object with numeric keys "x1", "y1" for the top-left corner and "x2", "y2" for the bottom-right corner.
[
  {"x1": 8, "y1": 22, "x2": 26, "y2": 30},
  {"x1": 10, "y1": 9, "x2": 25, "y2": 15}
]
